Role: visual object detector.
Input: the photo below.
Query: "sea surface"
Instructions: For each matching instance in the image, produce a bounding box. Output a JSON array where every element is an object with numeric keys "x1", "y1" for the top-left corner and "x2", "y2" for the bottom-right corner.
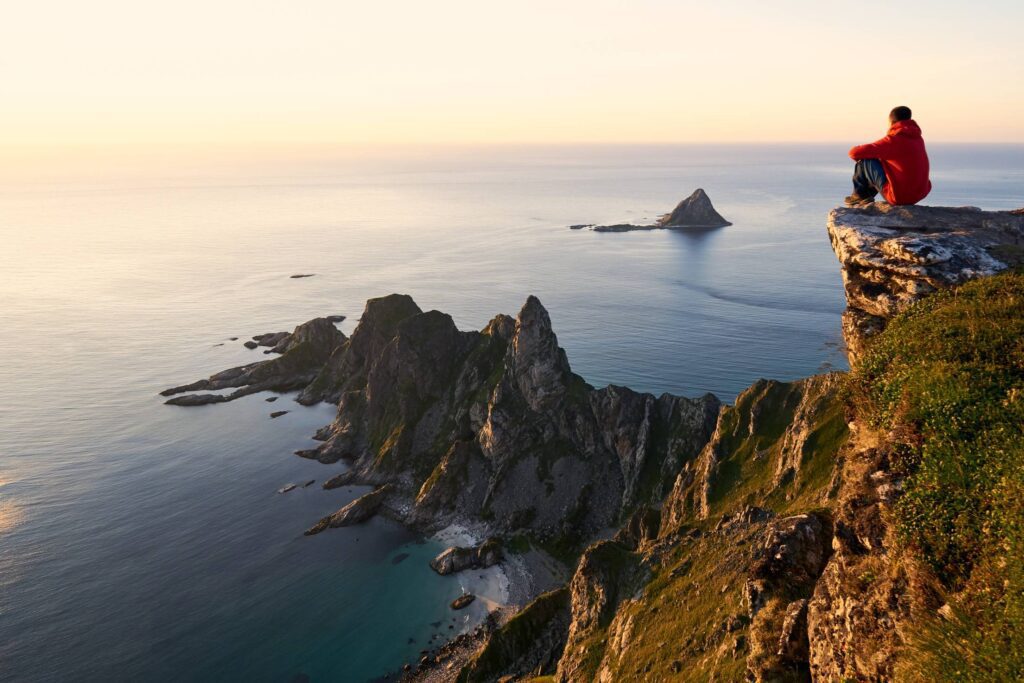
[{"x1": 1, "y1": 144, "x2": 1021, "y2": 682}]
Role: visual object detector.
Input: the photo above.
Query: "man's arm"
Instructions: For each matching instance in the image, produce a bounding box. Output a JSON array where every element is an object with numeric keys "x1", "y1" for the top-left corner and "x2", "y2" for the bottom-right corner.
[{"x1": 849, "y1": 135, "x2": 895, "y2": 160}]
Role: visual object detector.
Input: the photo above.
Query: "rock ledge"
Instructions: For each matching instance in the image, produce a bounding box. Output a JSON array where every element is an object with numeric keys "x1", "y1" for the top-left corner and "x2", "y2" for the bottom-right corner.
[{"x1": 827, "y1": 202, "x2": 1024, "y2": 363}]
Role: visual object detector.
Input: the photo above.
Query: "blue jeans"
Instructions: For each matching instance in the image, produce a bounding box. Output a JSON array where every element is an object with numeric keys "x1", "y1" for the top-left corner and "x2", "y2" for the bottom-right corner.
[{"x1": 852, "y1": 159, "x2": 888, "y2": 199}]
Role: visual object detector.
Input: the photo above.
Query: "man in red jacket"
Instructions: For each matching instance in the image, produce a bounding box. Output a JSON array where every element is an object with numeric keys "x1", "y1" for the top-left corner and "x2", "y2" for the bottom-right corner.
[{"x1": 845, "y1": 106, "x2": 931, "y2": 206}]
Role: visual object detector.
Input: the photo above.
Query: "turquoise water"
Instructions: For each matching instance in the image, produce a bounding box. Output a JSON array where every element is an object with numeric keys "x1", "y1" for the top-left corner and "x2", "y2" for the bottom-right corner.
[{"x1": 1, "y1": 144, "x2": 1021, "y2": 682}]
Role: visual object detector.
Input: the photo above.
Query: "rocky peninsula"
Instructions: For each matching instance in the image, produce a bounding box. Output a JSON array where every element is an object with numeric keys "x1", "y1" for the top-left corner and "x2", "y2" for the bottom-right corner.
[{"x1": 164, "y1": 203, "x2": 1024, "y2": 682}]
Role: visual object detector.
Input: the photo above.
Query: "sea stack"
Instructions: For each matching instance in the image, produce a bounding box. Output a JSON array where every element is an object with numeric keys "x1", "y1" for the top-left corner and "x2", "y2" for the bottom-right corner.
[
  {"x1": 576, "y1": 188, "x2": 732, "y2": 232},
  {"x1": 656, "y1": 188, "x2": 732, "y2": 228}
]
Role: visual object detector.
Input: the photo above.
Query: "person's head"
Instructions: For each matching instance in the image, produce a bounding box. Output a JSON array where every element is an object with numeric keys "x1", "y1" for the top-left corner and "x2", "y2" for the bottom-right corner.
[{"x1": 890, "y1": 106, "x2": 912, "y2": 124}]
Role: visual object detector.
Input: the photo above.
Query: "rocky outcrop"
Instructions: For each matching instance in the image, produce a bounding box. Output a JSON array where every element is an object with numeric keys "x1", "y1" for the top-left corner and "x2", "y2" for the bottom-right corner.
[
  {"x1": 555, "y1": 541, "x2": 646, "y2": 683},
  {"x1": 252, "y1": 331, "x2": 290, "y2": 350},
  {"x1": 166, "y1": 293, "x2": 721, "y2": 544},
  {"x1": 451, "y1": 594, "x2": 476, "y2": 610},
  {"x1": 656, "y1": 188, "x2": 732, "y2": 228},
  {"x1": 802, "y1": 202, "x2": 1018, "y2": 679},
  {"x1": 745, "y1": 513, "x2": 833, "y2": 682},
  {"x1": 803, "y1": 423, "x2": 942, "y2": 682},
  {"x1": 661, "y1": 373, "x2": 848, "y2": 533},
  {"x1": 570, "y1": 188, "x2": 731, "y2": 232},
  {"x1": 456, "y1": 588, "x2": 571, "y2": 683},
  {"x1": 303, "y1": 485, "x2": 391, "y2": 535},
  {"x1": 827, "y1": 203, "x2": 1024, "y2": 363},
  {"x1": 430, "y1": 539, "x2": 503, "y2": 575},
  {"x1": 161, "y1": 317, "x2": 346, "y2": 405},
  {"x1": 466, "y1": 369, "x2": 851, "y2": 683}
]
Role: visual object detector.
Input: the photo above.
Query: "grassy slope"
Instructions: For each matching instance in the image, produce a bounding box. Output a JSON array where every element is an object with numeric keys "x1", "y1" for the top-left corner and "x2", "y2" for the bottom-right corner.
[
  {"x1": 851, "y1": 273, "x2": 1024, "y2": 681},
  {"x1": 592, "y1": 377, "x2": 849, "y2": 681}
]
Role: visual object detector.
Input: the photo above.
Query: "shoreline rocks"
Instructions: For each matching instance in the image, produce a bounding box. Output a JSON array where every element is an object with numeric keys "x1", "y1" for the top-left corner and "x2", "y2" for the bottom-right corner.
[
  {"x1": 450, "y1": 594, "x2": 476, "y2": 610},
  {"x1": 161, "y1": 317, "x2": 347, "y2": 406},
  {"x1": 304, "y1": 485, "x2": 392, "y2": 535},
  {"x1": 429, "y1": 539, "x2": 503, "y2": 575}
]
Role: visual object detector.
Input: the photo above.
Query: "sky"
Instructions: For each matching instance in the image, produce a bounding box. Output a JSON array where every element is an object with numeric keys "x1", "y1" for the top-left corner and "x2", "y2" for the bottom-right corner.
[{"x1": 3, "y1": 0, "x2": 1024, "y2": 148}]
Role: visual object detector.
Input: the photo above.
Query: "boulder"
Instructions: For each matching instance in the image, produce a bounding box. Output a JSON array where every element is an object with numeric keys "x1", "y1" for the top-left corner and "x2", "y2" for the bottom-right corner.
[
  {"x1": 253, "y1": 331, "x2": 290, "y2": 348},
  {"x1": 450, "y1": 594, "x2": 475, "y2": 610},
  {"x1": 429, "y1": 539, "x2": 503, "y2": 575}
]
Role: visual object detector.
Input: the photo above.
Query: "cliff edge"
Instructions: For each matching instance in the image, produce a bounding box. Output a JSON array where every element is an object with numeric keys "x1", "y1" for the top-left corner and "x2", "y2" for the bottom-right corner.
[{"x1": 827, "y1": 203, "x2": 1024, "y2": 363}]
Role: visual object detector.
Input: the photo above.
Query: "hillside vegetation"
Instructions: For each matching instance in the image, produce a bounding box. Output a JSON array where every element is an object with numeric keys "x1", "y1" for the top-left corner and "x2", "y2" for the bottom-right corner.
[{"x1": 852, "y1": 273, "x2": 1024, "y2": 681}]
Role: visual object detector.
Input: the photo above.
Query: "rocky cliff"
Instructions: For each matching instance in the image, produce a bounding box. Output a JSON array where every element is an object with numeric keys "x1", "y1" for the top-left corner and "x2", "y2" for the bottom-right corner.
[
  {"x1": 439, "y1": 203, "x2": 1023, "y2": 682},
  {"x1": 827, "y1": 203, "x2": 1024, "y2": 363},
  {"x1": 165, "y1": 294, "x2": 720, "y2": 546}
]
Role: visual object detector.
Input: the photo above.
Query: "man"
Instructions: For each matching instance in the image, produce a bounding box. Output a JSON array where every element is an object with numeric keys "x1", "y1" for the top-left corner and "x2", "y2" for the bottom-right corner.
[{"x1": 845, "y1": 106, "x2": 931, "y2": 207}]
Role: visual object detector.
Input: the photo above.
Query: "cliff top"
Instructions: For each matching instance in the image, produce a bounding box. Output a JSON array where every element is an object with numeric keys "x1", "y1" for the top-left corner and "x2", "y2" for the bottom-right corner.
[{"x1": 827, "y1": 202, "x2": 1024, "y2": 362}]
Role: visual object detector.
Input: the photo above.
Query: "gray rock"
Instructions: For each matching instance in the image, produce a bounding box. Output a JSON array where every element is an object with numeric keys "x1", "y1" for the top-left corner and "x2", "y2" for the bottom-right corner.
[
  {"x1": 827, "y1": 203, "x2": 1024, "y2": 364},
  {"x1": 322, "y1": 471, "x2": 358, "y2": 489},
  {"x1": 429, "y1": 539, "x2": 503, "y2": 575},
  {"x1": 168, "y1": 292, "x2": 720, "y2": 541},
  {"x1": 576, "y1": 189, "x2": 731, "y2": 232},
  {"x1": 162, "y1": 317, "x2": 346, "y2": 406},
  {"x1": 304, "y1": 485, "x2": 392, "y2": 535},
  {"x1": 656, "y1": 188, "x2": 732, "y2": 228},
  {"x1": 253, "y1": 331, "x2": 290, "y2": 348}
]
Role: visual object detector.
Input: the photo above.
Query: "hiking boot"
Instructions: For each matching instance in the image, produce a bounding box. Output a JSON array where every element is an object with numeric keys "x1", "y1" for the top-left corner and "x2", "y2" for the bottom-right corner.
[{"x1": 844, "y1": 193, "x2": 874, "y2": 207}]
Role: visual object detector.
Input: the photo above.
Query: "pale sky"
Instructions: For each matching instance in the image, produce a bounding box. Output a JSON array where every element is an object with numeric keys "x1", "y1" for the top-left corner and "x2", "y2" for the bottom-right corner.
[{"x1": 3, "y1": 0, "x2": 1024, "y2": 147}]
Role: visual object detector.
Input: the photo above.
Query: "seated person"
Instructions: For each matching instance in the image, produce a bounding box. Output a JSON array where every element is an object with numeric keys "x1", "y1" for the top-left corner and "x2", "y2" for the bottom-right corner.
[{"x1": 846, "y1": 106, "x2": 931, "y2": 207}]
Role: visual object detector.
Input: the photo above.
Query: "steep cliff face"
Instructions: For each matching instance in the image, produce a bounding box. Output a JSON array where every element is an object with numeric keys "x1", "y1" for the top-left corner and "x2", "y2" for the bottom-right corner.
[
  {"x1": 661, "y1": 374, "x2": 848, "y2": 532},
  {"x1": 808, "y1": 205, "x2": 1024, "y2": 681},
  {"x1": 535, "y1": 372, "x2": 849, "y2": 683}
]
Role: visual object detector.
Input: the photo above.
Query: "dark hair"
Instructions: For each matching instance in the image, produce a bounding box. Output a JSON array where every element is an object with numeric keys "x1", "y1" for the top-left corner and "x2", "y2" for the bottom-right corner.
[{"x1": 890, "y1": 106, "x2": 912, "y2": 122}]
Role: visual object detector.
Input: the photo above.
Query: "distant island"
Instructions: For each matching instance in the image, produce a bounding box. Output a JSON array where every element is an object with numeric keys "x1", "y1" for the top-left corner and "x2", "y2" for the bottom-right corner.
[{"x1": 570, "y1": 188, "x2": 732, "y2": 232}]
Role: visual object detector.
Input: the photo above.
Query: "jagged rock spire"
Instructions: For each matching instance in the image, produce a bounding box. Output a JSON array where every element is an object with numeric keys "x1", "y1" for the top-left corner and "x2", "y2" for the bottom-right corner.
[{"x1": 509, "y1": 296, "x2": 572, "y2": 412}]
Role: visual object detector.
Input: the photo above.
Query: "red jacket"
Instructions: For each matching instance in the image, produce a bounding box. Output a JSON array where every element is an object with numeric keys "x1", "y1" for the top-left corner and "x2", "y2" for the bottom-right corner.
[{"x1": 849, "y1": 119, "x2": 931, "y2": 205}]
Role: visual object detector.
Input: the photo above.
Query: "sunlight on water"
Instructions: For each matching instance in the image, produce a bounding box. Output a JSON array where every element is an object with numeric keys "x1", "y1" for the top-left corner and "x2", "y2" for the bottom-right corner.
[{"x1": 0, "y1": 497, "x2": 23, "y2": 537}]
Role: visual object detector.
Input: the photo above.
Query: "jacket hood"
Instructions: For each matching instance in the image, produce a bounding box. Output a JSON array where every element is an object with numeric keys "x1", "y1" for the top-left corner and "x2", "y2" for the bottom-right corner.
[{"x1": 889, "y1": 119, "x2": 922, "y2": 138}]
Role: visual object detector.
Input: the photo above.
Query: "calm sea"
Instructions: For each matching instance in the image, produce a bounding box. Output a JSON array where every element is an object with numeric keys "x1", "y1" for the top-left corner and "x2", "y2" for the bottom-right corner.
[{"x1": 1, "y1": 144, "x2": 1021, "y2": 682}]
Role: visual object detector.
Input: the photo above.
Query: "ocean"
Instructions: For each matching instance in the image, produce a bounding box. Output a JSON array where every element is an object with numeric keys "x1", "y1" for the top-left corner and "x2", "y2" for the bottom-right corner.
[{"x1": 1, "y1": 143, "x2": 1021, "y2": 682}]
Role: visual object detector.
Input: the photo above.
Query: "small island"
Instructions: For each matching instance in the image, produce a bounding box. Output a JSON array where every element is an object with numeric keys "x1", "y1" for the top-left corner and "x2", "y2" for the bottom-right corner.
[{"x1": 571, "y1": 188, "x2": 732, "y2": 232}]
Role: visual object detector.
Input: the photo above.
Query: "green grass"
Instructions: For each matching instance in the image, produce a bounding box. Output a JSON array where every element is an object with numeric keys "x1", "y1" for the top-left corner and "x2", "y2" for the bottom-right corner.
[
  {"x1": 851, "y1": 273, "x2": 1024, "y2": 680},
  {"x1": 597, "y1": 531, "x2": 750, "y2": 681},
  {"x1": 702, "y1": 376, "x2": 848, "y2": 519}
]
